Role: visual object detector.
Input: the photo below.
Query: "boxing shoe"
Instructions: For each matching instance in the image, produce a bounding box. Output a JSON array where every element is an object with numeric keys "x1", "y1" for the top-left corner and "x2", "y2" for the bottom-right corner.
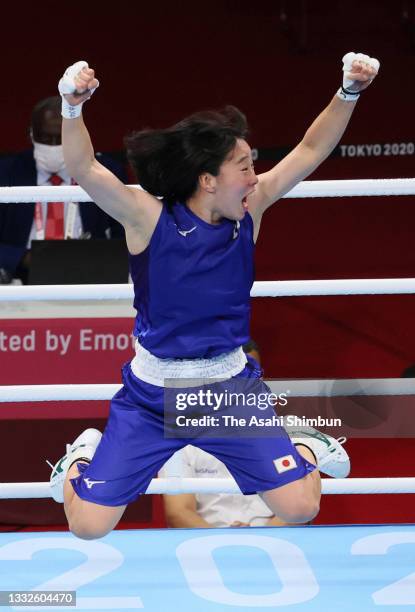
[
  {"x1": 283, "y1": 416, "x2": 350, "y2": 478},
  {"x1": 48, "y1": 428, "x2": 102, "y2": 502}
]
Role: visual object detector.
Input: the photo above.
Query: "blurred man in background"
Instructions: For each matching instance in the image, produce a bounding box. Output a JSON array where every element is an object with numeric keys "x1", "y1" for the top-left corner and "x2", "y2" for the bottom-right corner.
[{"x1": 0, "y1": 96, "x2": 126, "y2": 284}]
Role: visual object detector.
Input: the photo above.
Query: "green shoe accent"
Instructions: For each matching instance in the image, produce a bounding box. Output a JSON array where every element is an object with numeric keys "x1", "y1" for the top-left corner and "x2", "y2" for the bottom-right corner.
[
  {"x1": 51, "y1": 456, "x2": 66, "y2": 477},
  {"x1": 51, "y1": 444, "x2": 87, "y2": 476},
  {"x1": 293, "y1": 429, "x2": 332, "y2": 448}
]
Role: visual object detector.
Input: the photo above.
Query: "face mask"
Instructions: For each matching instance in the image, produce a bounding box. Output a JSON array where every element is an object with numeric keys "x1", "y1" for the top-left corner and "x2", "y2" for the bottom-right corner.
[{"x1": 33, "y1": 141, "x2": 65, "y2": 174}]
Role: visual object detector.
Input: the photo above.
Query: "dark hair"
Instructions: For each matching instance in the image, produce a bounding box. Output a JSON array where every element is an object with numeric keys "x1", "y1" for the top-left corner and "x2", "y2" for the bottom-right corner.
[
  {"x1": 31, "y1": 96, "x2": 61, "y2": 140},
  {"x1": 124, "y1": 106, "x2": 248, "y2": 204}
]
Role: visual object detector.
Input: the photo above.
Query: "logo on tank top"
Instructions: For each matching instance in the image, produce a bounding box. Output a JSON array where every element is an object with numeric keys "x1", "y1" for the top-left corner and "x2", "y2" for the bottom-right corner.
[
  {"x1": 177, "y1": 226, "x2": 197, "y2": 237},
  {"x1": 233, "y1": 221, "x2": 240, "y2": 240}
]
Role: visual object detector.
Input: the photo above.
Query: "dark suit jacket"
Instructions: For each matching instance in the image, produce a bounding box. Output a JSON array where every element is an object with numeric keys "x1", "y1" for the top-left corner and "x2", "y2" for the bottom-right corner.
[{"x1": 0, "y1": 150, "x2": 127, "y2": 275}]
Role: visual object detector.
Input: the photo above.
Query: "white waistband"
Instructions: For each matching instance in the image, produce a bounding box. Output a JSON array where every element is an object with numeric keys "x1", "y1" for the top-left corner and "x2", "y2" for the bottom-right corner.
[{"x1": 130, "y1": 341, "x2": 247, "y2": 387}]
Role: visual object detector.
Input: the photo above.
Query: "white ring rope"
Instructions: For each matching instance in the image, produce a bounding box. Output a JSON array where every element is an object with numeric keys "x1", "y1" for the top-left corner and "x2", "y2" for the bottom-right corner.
[
  {"x1": 252, "y1": 278, "x2": 415, "y2": 297},
  {"x1": 1, "y1": 178, "x2": 415, "y2": 203},
  {"x1": 0, "y1": 477, "x2": 414, "y2": 499},
  {"x1": 1, "y1": 378, "x2": 415, "y2": 402},
  {"x1": 0, "y1": 384, "x2": 120, "y2": 402},
  {"x1": 3, "y1": 278, "x2": 415, "y2": 302},
  {"x1": 287, "y1": 178, "x2": 415, "y2": 198}
]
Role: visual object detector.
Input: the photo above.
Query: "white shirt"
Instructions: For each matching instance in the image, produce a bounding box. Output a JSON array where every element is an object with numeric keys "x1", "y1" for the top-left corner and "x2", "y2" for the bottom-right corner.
[
  {"x1": 159, "y1": 445, "x2": 274, "y2": 527},
  {"x1": 27, "y1": 167, "x2": 83, "y2": 246}
]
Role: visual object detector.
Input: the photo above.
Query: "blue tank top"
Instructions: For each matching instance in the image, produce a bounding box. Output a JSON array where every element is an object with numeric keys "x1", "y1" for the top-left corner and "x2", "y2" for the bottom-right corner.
[{"x1": 129, "y1": 202, "x2": 254, "y2": 359}]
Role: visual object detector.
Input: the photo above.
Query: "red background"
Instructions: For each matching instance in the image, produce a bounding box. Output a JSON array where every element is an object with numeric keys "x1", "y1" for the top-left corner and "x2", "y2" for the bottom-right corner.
[{"x1": 1, "y1": 1, "x2": 415, "y2": 527}]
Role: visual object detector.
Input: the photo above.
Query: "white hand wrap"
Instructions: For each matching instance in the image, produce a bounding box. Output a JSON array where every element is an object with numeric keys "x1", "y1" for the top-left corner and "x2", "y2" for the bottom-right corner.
[
  {"x1": 58, "y1": 61, "x2": 98, "y2": 119},
  {"x1": 336, "y1": 52, "x2": 380, "y2": 102}
]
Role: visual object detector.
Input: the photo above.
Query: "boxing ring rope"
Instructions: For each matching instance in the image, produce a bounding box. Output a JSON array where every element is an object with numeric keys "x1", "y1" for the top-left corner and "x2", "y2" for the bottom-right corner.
[
  {"x1": 0, "y1": 177, "x2": 415, "y2": 202},
  {"x1": 1, "y1": 178, "x2": 415, "y2": 501},
  {"x1": 3, "y1": 278, "x2": 415, "y2": 301},
  {"x1": 1, "y1": 477, "x2": 414, "y2": 499},
  {"x1": 1, "y1": 377, "x2": 415, "y2": 402}
]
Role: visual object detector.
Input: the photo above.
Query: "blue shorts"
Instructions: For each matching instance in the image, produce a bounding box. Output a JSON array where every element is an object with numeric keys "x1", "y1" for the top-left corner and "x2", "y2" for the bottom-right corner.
[{"x1": 71, "y1": 358, "x2": 316, "y2": 506}]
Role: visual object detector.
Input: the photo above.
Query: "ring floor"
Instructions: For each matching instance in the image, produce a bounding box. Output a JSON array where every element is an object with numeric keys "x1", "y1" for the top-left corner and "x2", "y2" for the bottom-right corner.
[{"x1": 0, "y1": 524, "x2": 413, "y2": 611}]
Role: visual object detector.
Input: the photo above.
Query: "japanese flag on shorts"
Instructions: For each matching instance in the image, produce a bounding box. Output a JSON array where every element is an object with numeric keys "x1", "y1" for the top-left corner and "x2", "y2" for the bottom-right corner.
[{"x1": 273, "y1": 454, "x2": 297, "y2": 474}]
